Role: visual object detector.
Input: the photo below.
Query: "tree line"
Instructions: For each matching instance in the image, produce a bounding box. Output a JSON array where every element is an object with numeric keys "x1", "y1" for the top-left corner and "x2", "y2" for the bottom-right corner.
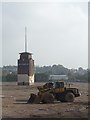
[{"x1": 1, "y1": 64, "x2": 89, "y2": 82}]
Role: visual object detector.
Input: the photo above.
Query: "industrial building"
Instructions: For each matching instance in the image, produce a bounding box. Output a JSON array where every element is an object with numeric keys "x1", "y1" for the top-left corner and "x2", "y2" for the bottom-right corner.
[{"x1": 49, "y1": 75, "x2": 68, "y2": 82}]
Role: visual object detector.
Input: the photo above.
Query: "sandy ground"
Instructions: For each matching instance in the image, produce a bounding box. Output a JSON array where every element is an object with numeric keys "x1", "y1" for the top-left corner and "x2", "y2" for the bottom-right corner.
[{"x1": 1, "y1": 82, "x2": 90, "y2": 118}]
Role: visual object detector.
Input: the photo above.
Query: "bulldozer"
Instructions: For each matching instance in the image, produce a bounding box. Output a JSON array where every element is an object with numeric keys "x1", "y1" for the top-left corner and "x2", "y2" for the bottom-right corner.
[{"x1": 27, "y1": 81, "x2": 81, "y2": 104}]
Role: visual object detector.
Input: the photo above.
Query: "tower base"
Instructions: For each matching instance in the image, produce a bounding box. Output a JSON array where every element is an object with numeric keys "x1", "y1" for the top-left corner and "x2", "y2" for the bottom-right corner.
[{"x1": 18, "y1": 74, "x2": 34, "y2": 85}]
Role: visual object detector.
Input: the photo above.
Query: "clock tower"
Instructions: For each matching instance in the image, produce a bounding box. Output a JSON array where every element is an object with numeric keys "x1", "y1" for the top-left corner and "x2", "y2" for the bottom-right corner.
[{"x1": 17, "y1": 27, "x2": 34, "y2": 85}]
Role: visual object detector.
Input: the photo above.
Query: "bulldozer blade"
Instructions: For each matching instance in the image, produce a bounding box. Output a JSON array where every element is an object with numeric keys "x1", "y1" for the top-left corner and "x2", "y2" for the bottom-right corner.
[
  {"x1": 27, "y1": 93, "x2": 37, "y2": 103},
  {"x1": 32, "y1": 96, "x2": 41, "y2": 104}
]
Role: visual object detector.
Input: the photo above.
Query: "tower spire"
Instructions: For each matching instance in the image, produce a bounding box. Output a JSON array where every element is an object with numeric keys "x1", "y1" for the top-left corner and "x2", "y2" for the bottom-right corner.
[{"x1": 25, "y1": 26, "x2": 27, "y2": 52}]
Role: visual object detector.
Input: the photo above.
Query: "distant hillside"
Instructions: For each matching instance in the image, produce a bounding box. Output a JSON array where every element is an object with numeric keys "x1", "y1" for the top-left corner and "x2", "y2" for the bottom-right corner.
[
  {"x1": 0, "y1": 69, "x2": 2, "y2": 82},
  {"x1": 1, "y1": 64, "x2": 88, "y2": 82},
  {"x1": 36, "y1": 64, "x2": 69, "y2": 75}
]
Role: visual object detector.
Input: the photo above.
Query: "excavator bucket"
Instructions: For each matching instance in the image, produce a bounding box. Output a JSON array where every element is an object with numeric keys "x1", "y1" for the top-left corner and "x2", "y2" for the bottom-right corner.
[
  {"x1": 27, "y1": 93, "x2": 37, "y2": 103},
  {"x1": 27, "y1": 93, "x2": 41, "y2": 104},
  {"x1": 33, "y1": 95, "x2": 41, "y2": 104}
]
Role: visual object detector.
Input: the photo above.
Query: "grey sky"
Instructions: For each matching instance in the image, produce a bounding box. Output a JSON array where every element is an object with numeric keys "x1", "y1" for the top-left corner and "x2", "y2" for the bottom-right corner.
[
  {"x1": 2, "y1": 2, "x2": 88, "y2": 69},
  {"x1": 0, "y1": 2, "x2": 2, "y2": 68}
]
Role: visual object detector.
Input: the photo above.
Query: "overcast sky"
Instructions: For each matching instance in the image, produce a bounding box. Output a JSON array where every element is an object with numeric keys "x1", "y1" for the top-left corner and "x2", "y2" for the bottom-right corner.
[{"x1": 1, "y1": 2, "x2": 88, "y2": 69}]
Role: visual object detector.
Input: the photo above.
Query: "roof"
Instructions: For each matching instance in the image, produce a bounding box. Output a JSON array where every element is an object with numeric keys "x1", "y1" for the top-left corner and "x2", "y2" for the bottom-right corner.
[
  {"x1": 49, "y1": 75, "x2": 68, "y2": 80},
  {"x1": 50, "y1": 75, "x2": 67, "y2": 77},
  {"x1": 19, "y1": 52, "x2": 32, "y2": 55}
]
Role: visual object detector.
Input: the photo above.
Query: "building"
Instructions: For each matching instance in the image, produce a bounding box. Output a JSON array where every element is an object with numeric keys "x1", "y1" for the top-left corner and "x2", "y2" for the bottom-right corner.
[
  {"x1": 18, "y1": 52, "x2": 34, "y2": 85},
  {"x1": 49, "y1": 75, "x2": 68, "y2": 82},
  {"x1": 17, "y1": 27, "x2": 34, "y2": 85}
]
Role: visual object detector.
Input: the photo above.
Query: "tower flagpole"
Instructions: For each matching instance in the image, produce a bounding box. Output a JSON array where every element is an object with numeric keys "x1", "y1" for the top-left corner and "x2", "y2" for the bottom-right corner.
[{"x1": 25, "y1": 26, "x2": 27, "y2": 52}]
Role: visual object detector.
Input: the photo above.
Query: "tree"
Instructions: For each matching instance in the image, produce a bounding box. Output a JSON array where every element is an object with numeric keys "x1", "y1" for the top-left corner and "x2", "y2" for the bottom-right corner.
[
  {"x1": 88, "y1": 69, "x2": 90, "y2": 83},
  {"x1": 6, "y1": 72, "x2": 17, "y2": 82},
  {"x1": 35, "y1": 73, "x2": 49, "y2": 82}
]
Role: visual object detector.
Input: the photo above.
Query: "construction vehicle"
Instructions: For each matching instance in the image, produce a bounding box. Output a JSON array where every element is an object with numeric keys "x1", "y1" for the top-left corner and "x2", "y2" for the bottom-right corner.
[{"x1": 27, "y1": 81, "x2": 81, "y2": 104}]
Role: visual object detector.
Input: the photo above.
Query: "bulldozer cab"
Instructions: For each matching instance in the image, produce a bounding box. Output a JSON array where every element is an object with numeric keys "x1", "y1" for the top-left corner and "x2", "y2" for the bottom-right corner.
[
  {"x1": 54, "y1": 81, "x2": 64, "y2": 88},
  {"x1": 43, "y1": 81, "x2": 64, "y2": 89},
  {"x1": 53, "y1": 81, "x2": 64, "y2": 93}
]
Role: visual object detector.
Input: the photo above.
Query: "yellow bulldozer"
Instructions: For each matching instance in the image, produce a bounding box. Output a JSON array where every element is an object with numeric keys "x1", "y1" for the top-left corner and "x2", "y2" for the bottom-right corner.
[{"x1": 27, "y1": 81, "x2": 81, "y2": 104}]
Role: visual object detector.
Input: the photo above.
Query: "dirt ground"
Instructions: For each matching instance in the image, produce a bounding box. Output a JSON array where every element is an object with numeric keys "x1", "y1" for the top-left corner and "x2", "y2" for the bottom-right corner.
[{"x1": 1, "y1": 82, "x2": 90, "y2": 119}]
